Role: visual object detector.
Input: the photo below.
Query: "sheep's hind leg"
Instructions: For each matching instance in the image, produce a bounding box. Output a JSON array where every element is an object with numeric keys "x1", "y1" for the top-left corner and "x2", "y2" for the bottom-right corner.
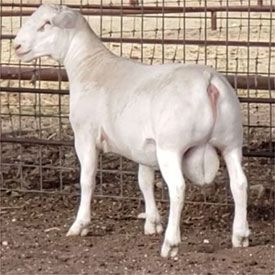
[
  {"x1": 157, "y1": 149, "x2": 185, "y2": 258},
  {"x1": 223, "y1": 147, "x2": 250, "y2": 247},
  {"x1": 67, "y1": 134, "x2": 98, "y2": 237},
  {"x1": 138, "y1": 165, "x2": 163, "y2": 235}
]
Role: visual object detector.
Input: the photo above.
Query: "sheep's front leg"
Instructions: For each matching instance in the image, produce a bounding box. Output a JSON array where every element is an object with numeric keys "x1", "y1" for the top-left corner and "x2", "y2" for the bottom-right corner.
[
  {"x1": 223, "y1": 147, "x2": 250, "y2": 247},
  {"x1": 138, "y1": 165, "x2": 163, "y2": 235},
  {"x1": 67, "y1": 134, "x2": 98, "y2": 237},
  {"x1": 157, "y1": 149, "x2": 185, "y2": 258}
]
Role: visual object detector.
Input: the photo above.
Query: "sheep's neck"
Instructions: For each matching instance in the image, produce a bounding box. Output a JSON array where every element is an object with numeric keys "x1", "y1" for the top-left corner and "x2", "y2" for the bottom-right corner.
[{"x1": 64, "y1": 28, "x2": 114, "y2": 84}]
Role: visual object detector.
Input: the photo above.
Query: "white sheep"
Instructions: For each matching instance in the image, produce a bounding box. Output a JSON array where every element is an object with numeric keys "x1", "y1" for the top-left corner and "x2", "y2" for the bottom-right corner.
[{"x1": 14, "y1": 4, "x2": 250, "y2": 258}]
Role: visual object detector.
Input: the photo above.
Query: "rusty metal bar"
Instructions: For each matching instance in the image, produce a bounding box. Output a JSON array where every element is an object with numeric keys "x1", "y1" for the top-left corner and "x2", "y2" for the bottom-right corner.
[
  {"x1": 100, "y1": 37, "x2": 275, "y2": 48},
  {"x1": 1, "y1": 4, "x2": 274, "y2": 16},
  {"x1": 226, "y1": 75, "x2": 275, "y2": 91},
  {"x1": 0, "y1": 136, "x2": 273, "y2": 158},
  {"x1": 1, "y1": 87, "x2": 69, "y2": 95},
  {"x1": 0, "y1": 66, "x2": 68, "y2": 82},
  {"x1": 0, "y1": 136, "x2": 73, "y2": 147},
  {"x1": 2, "y1": 34, "x2": 274, "y2": 48},
  {"x1": 257, "y1": 0, "x2": 264, "y2": 6},
  {"x1": 1, "y1": 87, "x2": 275, "y2": 104},
  {"x1": 211, "y1": 11, "x2": 217, "y2": 30},
  {"x1": 238, "y1": 97, "x2": 275, "y2": 104},
  {"x1": 242, "y1": 147, "x2": 274, "y2": 158},
  {"x1": 1, "y1": 66, "x2": 274, "y2": 91}
]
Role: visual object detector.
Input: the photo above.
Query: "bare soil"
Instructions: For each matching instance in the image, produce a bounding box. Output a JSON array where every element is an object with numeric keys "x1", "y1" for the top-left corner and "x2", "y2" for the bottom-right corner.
[{"x1": 0, "y1": 190, "x2": 274, "y2": 275}]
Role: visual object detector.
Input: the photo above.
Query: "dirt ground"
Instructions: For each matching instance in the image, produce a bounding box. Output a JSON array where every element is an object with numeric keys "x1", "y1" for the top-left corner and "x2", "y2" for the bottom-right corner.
[{"x1": 0, "y1": 190, "x2": 274, "y2": 275}]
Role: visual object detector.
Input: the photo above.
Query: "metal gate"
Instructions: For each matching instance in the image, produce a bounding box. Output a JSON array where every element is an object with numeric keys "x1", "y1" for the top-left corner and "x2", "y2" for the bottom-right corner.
[{"x1": 1, "y1": 1, "x2": 274, "y2": 205}]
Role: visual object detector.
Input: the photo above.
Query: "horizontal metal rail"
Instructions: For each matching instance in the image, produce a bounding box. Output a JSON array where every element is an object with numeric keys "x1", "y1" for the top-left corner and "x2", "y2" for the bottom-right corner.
[
  {"x1": 2, "y1": 34, "x2": 274, "y2": 48},
  {"x1": 0, "y1": 186, "x2": 236, "y2": 206},
  {"x1": 238, "y1": 97, "x2": 275, "y2": 104},
  {"x1": 1, "y1": 66, "x2": 274, "y2": 91},
  {"x1": 100, "y1": 37, "x2": 275, "y2": 48},
  {"x1": 1, "y1": 87, "x2": 69, "y2": 95},
  {"x1": 1, "y1": 4, "x2": 274, "y2": 17},
  {"x1": 1, "y1": 66, "x2": 68, "y2": 82},
  {"x1": 0, "y1": 136, "x2": 273, "y2": 158},
  {"x1": 0, "y1": 162, "x2": 136, "y2": 175},
  {"x1": 0, "y1": 137, "x2": 73, "y2": 146},
  {"x1": 1, "y1": 87, "x2": 274, "y2": 104}
]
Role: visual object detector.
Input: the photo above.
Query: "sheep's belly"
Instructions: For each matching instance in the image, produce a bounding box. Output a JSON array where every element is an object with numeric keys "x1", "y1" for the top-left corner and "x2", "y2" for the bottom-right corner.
[
  {"x1": 114, "y1": 138, "x2": 158, "y2": 168},
  {"x1": 129, "y1": 138, "x2": 159, "y2": 168},
  {"x1": 98, "y1": 130, "x2": 158, "y2": 168}
]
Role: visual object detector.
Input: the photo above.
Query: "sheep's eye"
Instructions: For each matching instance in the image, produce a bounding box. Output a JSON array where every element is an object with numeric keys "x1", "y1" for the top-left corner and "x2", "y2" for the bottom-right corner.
[{"x1": 38, "y1": 21, "x2": 51, "y2": 32}]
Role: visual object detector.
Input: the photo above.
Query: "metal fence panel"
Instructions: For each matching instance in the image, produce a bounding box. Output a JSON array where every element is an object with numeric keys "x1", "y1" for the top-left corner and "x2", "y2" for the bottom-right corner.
[{"x1": 1, "y1": 0, "x2": 274, "y2": 205}]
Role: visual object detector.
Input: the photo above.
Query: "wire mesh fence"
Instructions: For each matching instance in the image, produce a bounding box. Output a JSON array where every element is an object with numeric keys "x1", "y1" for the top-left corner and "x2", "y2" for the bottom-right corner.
[{"x1": 0, "y1": 0, "x2": 274, "y2": 205}]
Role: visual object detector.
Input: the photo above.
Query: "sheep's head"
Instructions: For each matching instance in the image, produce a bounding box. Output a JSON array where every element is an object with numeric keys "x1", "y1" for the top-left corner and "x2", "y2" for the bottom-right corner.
[{"x1": 14, "y1": 4, "x2": 81, "y2": 62}]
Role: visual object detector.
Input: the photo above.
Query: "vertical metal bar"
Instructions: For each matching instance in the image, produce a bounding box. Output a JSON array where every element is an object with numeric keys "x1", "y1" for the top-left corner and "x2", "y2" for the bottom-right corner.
[
  {"x1": 0, "y1": 0, "x2": 3, "y2": 184},
  {"x1": 225, "y1": 0, "x2": 230, "y2": 204},
  {"x1": 129, "y1": 11, "x2": 135, "y2": 60},
  {"x1": 204, "y1": 0, "x2": 207, "y2": 65},
  {"x1": 247, "y1": 0, "x2": 251, "y2": 183},
  {"x1": 38, "y1": 0, "x2": 44, "y2": 190},
  {"x1": 58, "y1": 0, "x2": 65, "y2": 191},
  {"x1": 203, "y1": 0, "x2": 209, "y2": 203},
  {"x1": 38, "y1": 62, "x2": 43, "y2": 191},
  {"x1": 118, "y1": 0, "x2": 124, "y2": 198},
  {"x1": 268, "y1": 0, "x2": 274, "y2": 202},
  {"x1": 150, "y1": 5, "x2": 158, "y2": 65},
  {"x1": 120, "y1": 0, "x2": 123, "y2": 57},
  {"x1": 120, "y1": 157, "x2": 123, "y2": 198},
  {"x1": 141, "y1": 0, "x2": 144, "y2": 62},
  {"x1": 100, "y1": 0, "x2": 103, "y2": 40},
  {"x1": 182, "y1": 0, "x2": 186, "y2": 63},
  {"x1": 196, "y1": 7, "x2": 202, "y2": 64},
  {"x1": 19, "y1": 0, "x2": 23, "y2": 190},
  {"x1": 225, "y1": 0, "x2": 229, "y2": 76},
  {"x1": 211, "y1": 11, "x2": 217, "y2": 31},
  {"x1": 162, "y1": 0, "x2": 165, "y2": 64},
  {"x1": 99, "y1": 154, "x2": 103, "y2": 196},
  {"x1": 58, "y1": 68, "x2": 63, "y2": 190},
  {"x1": 172, "y1": 3, "x2": 179, "y2": 63}
]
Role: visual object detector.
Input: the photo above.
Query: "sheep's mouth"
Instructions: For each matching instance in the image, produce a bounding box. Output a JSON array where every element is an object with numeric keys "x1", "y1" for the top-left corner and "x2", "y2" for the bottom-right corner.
[{"x1": 15, "y1": 49, "x2": 32, "y2": 58}]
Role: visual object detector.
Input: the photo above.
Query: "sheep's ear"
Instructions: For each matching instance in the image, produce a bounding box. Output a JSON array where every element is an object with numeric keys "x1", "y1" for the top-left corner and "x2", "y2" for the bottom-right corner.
[{"x1": 52, "y1": 10, "x2": 77, "y2": 29}]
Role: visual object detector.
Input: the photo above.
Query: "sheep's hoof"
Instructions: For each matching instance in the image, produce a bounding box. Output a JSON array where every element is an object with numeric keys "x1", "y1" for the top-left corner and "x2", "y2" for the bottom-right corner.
[
  {"x1": 232, "y1": 235, "x2": 249, "y2": 248},
  {"x1": 138, "y1": 212, "x2": 163, "y2": 235},
  {"x1": 232, "y1": 224, "x2": 250, "y2": 248},
  {"x1": 144, "y1": 221, "x2": 163, "y2": 235},
  {"x1": 161, "y1": 241, "x2": 179, "y2": 258},
  {"x1": 66, "y1": 222, "x2": 89, "y2": 237}
]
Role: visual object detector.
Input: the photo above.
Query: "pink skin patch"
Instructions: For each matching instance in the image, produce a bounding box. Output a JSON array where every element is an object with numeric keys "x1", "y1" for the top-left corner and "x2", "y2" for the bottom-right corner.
[
  {"x1": 207, "y1": 83, "x2": 219, "y2": 121},
  {"x1": 100, "y1": 130, "x2": 108, "y2": 143}
]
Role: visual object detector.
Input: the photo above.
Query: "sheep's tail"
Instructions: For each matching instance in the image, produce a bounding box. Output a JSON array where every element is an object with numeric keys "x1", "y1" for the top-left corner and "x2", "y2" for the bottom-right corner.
[{"x1": 203, "y1": 70, "x2": 219, "y2": 123}]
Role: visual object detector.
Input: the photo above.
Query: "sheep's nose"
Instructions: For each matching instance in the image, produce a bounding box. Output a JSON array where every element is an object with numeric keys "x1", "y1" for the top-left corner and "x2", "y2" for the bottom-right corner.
[{"x1": 14, "y1": 43, "x2": 21, "y2": 51}]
